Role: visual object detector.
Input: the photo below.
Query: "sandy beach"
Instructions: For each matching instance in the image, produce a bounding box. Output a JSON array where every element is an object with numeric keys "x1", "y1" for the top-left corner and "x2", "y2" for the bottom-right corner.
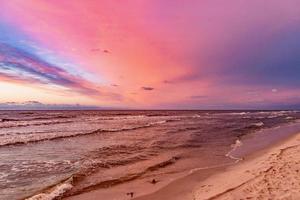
[
  {"x1": 136, "y1": 132, "x2": 300, "y2": 200},
  {"x1": 193, "y1": 132, "x2": 300, "y2": 200}
]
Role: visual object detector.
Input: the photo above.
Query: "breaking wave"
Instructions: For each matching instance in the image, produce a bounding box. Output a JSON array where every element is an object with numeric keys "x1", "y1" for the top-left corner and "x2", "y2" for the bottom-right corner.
[
  {"x1": 0, "y1": 120, "x2": 73, "y2": 129},
  {"x1": 0, "y1": 120, "x2": 169, "y2": 147},
  {"x1": 26, "y1": 155, "x2": 180, "y2": 200},
  {"x1": 26, "y1": 178, "x2": 73, "y2": 200}
]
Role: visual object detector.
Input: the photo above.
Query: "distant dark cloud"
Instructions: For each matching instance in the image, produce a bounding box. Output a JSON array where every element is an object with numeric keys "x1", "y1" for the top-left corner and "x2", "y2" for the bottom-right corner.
[
  {"x1": 111, "y1": 84, "x2": 119, "y2": 87},
  {"x1": 141, "y1": 86, "x2": 154, "y2": 91},
  {"x1": 0, "y1": 101, "x2": 105, "y2": 110}
]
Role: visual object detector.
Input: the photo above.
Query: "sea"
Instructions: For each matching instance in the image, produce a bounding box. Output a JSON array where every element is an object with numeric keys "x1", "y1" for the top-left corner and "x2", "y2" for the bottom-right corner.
[{"x1": 0, "y1": 110, "x2": 300, "y2": 200}]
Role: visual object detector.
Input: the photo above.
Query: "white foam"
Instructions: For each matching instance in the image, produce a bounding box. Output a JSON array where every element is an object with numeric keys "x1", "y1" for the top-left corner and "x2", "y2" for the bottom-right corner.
[
  {"x1": 26, "y1": 178, "x2": 73, "y2": 200},
  {"x1": 253, "y1": 122, "x2": 264, "y2": 127},
  {"x1": 226, "y1": 139, "x2": 243, "y2": 163},
  {"x1": 193, "y1": 114, "x2": 201, "y2": 118},
  {"x1": 189, "y1": 162, "x2": 234, "y2": 174},
  {"x1": 229, "y1": 112, "x2": 249, "y2": 116},
  {"x1": 0, "y1": 120, "x2": 168, "y2": 146},
  {"x1": 150, "y1": 120, "x2": 167, "y2": 125}
]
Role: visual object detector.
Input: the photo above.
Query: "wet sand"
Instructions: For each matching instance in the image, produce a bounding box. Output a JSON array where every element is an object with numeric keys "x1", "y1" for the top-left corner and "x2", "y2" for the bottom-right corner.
[
  {"x1": 30, "y1": 123, "x2": 300, "y2": 200},
  {"x1": 62, "y1": 150, "x2": 233, "y2": 200}
]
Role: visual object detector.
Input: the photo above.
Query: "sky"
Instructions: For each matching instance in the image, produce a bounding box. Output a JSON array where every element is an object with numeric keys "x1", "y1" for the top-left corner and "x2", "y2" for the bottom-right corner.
[{"x1": 0, "y1": 0, "x2": 299, "y2": 109}]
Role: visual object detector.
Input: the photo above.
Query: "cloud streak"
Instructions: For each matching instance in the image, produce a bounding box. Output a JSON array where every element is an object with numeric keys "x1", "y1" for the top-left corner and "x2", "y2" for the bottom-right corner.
[
  {"x1": 141, "y1": 87, "x2": 154, "y2": 91},
  {"x1": 0, "y1": 101, "x2": 107, "y2": 110},
  {"x1": 0, "y1": 42, "x2": 104, "y2": 96}
]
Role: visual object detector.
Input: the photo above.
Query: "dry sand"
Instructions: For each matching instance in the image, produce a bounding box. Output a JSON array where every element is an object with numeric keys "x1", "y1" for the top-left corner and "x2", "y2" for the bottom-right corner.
[{"x1": 193, "y1": 133, "x2": 300, "y2": 200}]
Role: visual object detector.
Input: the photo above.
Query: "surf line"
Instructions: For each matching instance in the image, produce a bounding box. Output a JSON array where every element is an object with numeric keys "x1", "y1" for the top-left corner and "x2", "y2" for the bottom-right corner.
[{"x1": 226, "y1": 139, "x2": 244, "y2": 163}]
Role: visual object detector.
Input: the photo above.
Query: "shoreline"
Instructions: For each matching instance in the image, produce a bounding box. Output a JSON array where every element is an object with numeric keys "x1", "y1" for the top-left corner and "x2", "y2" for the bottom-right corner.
[
  {"x1": 193, "y1": 132, "x2": 300, "y2": 199},
  {"x1": 27, "y1": 122, "x2": 300, "y2": 200},
  {"x1": 134, "y1": 124, "x2": 300, "y2": 200},
  {"x1": 136, "y1": 131, "x2": 300, "y2": 200}
]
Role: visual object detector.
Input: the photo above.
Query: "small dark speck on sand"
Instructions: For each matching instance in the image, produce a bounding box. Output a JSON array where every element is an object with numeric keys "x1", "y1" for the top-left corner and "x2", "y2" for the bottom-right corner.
[
  {"x1": 151, "y1": 179, "x2": 158, "y2": 184},
  {"x1": 127, "y1": 192, "x2": 134, "y2": 198}
]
